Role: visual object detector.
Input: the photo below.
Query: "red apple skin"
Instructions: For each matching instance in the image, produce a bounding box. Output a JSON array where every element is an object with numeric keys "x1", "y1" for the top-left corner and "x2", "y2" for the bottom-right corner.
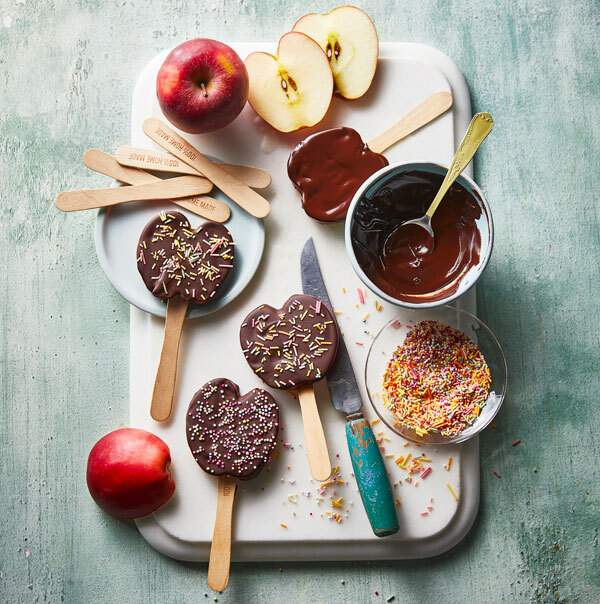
[
  {"x1": 86, "y1": 428, "x2": 175, "y2": 519},
  {"x1": 157, "y1": 38, "x2": 249, "y2": 134}
]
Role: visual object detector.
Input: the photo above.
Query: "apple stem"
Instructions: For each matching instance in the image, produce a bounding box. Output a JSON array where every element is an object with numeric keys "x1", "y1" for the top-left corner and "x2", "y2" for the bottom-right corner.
[{"x1": 200, "y1": 82, "x2": 208, "y2": 98}]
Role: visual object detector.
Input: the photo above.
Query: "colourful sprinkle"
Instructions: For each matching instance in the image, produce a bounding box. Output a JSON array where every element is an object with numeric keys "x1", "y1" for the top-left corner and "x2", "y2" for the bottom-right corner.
[{"x1": 381, "y1": 320, "x2": 491, "y2": 436}]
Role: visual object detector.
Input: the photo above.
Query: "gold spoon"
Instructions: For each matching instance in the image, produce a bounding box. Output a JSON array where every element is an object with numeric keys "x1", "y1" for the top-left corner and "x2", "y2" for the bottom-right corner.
[{"x1": 392, "y1": 112, "x2": 494, "y2": 248}]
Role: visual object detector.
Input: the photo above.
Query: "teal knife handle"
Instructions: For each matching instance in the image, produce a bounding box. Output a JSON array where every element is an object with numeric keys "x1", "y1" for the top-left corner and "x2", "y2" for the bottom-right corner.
[{"x1": 346, "y1": 414, "x2": 399, "y2": 537}]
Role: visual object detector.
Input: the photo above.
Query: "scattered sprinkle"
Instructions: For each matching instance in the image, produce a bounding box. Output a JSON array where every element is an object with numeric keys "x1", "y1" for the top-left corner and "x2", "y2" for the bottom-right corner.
[
  {"x1": 446, "y1": 483, "x2": 458, "y2": 500},
  {"x1": 358, "y1": 289, "x2": 365, "y2": 304},
  {"x1": 493, "y1": 471, "x2": 501, "y2": 478},
  {"x1": 512, "y1": 439, "x2": 521, "y2": 446}
]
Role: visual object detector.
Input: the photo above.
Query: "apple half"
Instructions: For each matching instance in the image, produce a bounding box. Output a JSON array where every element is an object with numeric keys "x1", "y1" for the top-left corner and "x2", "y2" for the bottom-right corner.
[
  {"x1": 245, "y1": 32, "x2": 333, "y2": 133},
  {"x1": 292, "y1": 6, "x2": 379, "y2": 100}
]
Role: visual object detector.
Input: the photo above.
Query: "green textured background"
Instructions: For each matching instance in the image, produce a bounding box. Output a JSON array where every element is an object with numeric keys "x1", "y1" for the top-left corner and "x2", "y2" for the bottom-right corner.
[{"x1": 1, "y1": 1, "x2": 599, "y2": 602}]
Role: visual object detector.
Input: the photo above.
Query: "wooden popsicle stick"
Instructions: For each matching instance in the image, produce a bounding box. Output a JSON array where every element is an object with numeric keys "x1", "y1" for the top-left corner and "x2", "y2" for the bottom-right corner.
[
  {"x1": 208, "y1": 476, "x2": 237, "y2": 592},
  {"x1": 367, "y1": 91, "x2": 454, "y2": 154},
  {"x1": 143, "y1": 118, "x2": 271, "y2": 219},
  {"x1": 296, "y1": 383, "x2": 332, "y2": 482},
  {"x1": 115, "y1": 146, "x2": 272, "y2": 189},
  {"x1": 56, "y1": 175, "x2": 213, "y2": 212},
  {"x1": 82, "y1": 149, "x2": 231, "y2": 222},
  {"x1": 150, "y1": 296, "x2": 189, "y2": 422}
]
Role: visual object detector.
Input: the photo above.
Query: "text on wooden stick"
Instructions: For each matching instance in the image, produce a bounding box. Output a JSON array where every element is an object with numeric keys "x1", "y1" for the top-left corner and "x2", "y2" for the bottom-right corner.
[{"x1": 155, "y1": 127, "x2": 197, "y2": 162}]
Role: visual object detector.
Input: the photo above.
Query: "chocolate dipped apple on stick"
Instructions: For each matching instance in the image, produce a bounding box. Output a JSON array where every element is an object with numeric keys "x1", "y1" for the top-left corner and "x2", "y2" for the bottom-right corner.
[
  {"x1": 186, "y1": 378, "x2": 279, "y2": 591},
  {"x1": 240, "y1": 294, "x2": 338, "y2": 481},
  {"x1": 288, "y1": 91, "x2": 453, "y2": 222},
  {"x1": 137, "y1": 210, "x2": 234, "y2": 421}
]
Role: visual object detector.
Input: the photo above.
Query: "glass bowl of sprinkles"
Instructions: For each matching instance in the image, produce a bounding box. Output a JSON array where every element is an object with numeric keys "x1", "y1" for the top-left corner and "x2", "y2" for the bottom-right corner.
[{"x1": 365, "y1": 306, "x2": 507, "y2": 445}]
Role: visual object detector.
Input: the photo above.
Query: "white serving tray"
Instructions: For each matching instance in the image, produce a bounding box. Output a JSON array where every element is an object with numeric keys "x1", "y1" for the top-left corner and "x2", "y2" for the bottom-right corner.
[{"x1": 129, "y1": 42, "x2": 479, "y2": 560}]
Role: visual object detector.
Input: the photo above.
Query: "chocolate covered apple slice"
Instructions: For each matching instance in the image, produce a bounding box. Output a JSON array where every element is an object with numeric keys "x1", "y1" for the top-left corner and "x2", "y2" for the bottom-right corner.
[
  {"x1": 288, "y1": 126, "x2": 388, "y2": 222},
  {"x1": 186, "y1": 378, "x2": 279, "y2": 591},
  {"x1": 288, "y1": 91, "x2": 453, "y2": 222},
  {"x1": 240, "y1": 294, "x2": 338, "y2": 481},
  {"x1": 137, "y1": 210, "x2": 234, "y2": 421}
]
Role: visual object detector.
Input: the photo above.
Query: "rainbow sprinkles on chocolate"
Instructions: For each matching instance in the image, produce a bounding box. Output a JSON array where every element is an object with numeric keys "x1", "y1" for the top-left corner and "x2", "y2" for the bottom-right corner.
[
  {"x1": 240, "y1": 294, "x2": 339, "y2": 390},
  {"x1": 136, "y1": 209, "x2": 234, "y2": 303},
  {"x1": 186, "y1": 378, "x2": 279, "y2": 480}
]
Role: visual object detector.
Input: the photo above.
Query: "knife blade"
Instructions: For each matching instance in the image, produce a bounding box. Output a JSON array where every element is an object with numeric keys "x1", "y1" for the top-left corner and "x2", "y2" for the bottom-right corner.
[{"x1": 301, "y1": 238, "x2": 399, "y2": 537}]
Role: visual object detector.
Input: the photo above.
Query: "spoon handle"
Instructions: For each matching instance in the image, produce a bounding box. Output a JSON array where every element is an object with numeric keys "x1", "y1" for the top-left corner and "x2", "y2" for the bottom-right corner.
[{"x1": 426, "y1": 112, "x2": 493, "y2": 218}]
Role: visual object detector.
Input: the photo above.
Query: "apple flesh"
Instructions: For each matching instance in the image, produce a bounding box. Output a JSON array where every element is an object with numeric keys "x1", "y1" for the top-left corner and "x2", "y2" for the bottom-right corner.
[
  {"x1": 86, "y1": 428, "x2": 175, "y2": 519},
  {"x1": 156, "y1": 38, "x2": 249, "y2": 134},
  {"x1": 292, "y1": 6, "x2": 378, "y2": 100},
  {"x1": 245, "y1": 32, "x2": 333, "y2": 133}
]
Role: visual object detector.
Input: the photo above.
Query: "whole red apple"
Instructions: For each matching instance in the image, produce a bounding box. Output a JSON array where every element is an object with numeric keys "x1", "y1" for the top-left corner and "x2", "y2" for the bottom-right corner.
[
  {"x1": 156, "y1": 38, "x2": 249, "y2": 134},
  {"x1": 86, "y1": 428, "x2": 175, "y2": 519}
]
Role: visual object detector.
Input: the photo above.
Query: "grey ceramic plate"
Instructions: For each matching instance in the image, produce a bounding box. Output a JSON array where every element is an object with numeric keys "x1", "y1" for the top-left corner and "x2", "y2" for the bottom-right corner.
[{"x1": 95, "y1": 168, "x2": 265, "y2": 319}]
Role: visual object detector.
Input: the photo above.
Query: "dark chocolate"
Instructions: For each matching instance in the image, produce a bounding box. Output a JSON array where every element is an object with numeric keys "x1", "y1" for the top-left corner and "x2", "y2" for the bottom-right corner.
[
  {"x1": 350, "y1": 169, "x2": 483, "y2": 303},
  {"x1": 287, "y1": 126, "x2": 389, "y2": 222},
  {"x1": 240, "y1": 294, "x2": 339, "y2": 390},
  {"x1": 186, "y1": 378, "x2": 279, "y2": 480},
  {"x1": 136, "y1": 210, "x2": 234, "y2": 303}
]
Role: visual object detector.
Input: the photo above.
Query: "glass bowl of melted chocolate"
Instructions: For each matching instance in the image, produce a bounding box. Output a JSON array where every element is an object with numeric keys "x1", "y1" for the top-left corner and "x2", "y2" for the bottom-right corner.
[{"x1": 345, "y1": 162, "x2": 493, "y2": 308}]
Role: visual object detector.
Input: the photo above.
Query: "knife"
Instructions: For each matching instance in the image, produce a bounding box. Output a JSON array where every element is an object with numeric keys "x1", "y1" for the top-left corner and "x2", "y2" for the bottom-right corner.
[{"x1": 301, "y1": 238, "x2": 399, "y2": 537}]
